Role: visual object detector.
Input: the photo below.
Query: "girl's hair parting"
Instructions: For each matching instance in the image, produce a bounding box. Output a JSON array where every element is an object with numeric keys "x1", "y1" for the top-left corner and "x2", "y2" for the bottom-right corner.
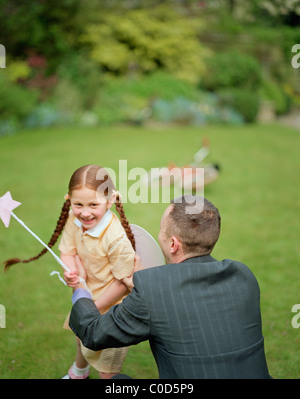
[{"x1": 4, "y1": 165, "x2": 135, "y2": 271}]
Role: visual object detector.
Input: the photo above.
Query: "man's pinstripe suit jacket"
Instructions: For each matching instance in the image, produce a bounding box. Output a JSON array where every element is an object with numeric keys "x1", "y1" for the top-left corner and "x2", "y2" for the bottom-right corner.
[{"x1": 69, "y1": 254, "x2": 271, "y2": 379}]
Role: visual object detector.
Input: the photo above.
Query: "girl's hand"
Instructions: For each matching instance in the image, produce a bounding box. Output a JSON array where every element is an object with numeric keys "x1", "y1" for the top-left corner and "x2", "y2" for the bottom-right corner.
[
  {"x1": 60, "y1": 253, "x2": 83, "y2": 287},
  {"x1": 63, "y1": 270, "x2": 80, "y2": 288},
  {"x1": 64, "y1": 256, "x2": 86, "y2": 287}
]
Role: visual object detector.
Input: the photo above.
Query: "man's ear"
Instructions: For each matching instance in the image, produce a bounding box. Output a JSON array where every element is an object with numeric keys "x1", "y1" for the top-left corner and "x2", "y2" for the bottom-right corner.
[{"x1": 170, "y1": 236, "x2": 181, "y2": 254}]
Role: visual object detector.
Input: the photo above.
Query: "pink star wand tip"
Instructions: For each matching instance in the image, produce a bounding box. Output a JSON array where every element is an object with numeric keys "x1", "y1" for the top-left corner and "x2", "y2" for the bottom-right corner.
[{"x1": 0, "y1": 191, "x2": 22, "y2": 228}]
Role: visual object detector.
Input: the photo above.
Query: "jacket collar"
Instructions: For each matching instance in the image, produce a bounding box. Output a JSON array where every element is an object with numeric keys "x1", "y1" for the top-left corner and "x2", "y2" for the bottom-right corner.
[{"x1": 181, "y1": 254, "x2": 217, "y2": 264}]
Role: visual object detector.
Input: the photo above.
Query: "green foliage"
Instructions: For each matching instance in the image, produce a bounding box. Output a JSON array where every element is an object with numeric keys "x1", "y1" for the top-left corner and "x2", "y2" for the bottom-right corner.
[
  {"x1": 202, "y1": 50, "x2": 262, "y2": 122},
  {"x1": 217, "y1": 88, "x2": 260, "y2": 123},
  {"x1": 93, "y1": 91, "x2": 148, "y2": 125},
  {"x1": 152, "y1": 94, "x2": 244, "y2": 125},
  {"x1": 246, "y1": 25, "x2": 300, "y2": 84},
  {"x1": 202, "y1": 50, "x2": 262, "y2": 91},
  {"x1": 91, "y1": 72, "x2": 246, "y2": 125},
  {"x1": 201, "y1": 0, "x2": 300, "y2": 26},
  {"x1": 50, "y1": 78, "x2": 84, "y2": 118},
  {"x1": 5, "y1": 60, "x2": 31, "y2": 83},
  {"x1": 0, "y1": 75, "x2": 38, "y2": 121},
  {"x1": 1, "y1": 0, "x2": 299, "y2": 130},
  {"x1": 81, "y1": 5, "x2": 209, "y2": 84},
  {"x1": 24, "y1": 103, "x2": 69, "y2": 129},
  {"x1": 1, "y1": 0, "x2": 96, "y2": 71},
  {"x1": 260, "y1": 79, "x2": 290, "y2": 115},
  {"x1": 259, "y1": 0, "x2": 300, "y2": 22},
  {"x1": 55, "y1": 53, "x2": 104, "y2": 109},
  {"x1": 100, "y1": 72, "x2": 202, "y2": 102},
  {"x1": 92, "y1": 72, "x2": 204, "y2": 124}
]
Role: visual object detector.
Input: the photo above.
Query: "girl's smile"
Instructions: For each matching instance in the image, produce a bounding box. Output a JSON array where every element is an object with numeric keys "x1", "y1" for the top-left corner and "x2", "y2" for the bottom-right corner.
[{"x1": 70, "y1": 187, "x2": 114, "y2": 231}]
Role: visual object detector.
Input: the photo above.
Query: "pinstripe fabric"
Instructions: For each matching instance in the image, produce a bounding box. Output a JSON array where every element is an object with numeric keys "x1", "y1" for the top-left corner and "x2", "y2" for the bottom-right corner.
[{"x1": 70, "y1": 255, "x2": 271, "y2": 379}]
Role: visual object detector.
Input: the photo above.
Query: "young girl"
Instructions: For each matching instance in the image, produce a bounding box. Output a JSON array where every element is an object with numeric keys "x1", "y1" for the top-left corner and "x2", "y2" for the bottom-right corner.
[{"x1": 4, "y1": 164, "x2": 136, "y2": 379}]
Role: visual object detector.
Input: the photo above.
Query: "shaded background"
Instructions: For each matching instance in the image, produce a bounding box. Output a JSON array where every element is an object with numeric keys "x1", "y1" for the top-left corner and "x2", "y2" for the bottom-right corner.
[{"x1": 1, "y1": 0, "x2": 300, "y2": 131}]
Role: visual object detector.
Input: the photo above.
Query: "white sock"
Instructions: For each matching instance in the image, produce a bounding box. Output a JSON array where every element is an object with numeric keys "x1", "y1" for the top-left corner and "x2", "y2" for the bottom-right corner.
[{"x1": 71, "y1": 362, "x2": 90, "y2": 377}]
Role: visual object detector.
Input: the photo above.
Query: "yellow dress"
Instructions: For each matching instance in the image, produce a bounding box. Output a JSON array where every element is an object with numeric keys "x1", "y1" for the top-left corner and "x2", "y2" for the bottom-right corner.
[{"x1": 58, "y1": 210, "x2": 135, "y2": 373}]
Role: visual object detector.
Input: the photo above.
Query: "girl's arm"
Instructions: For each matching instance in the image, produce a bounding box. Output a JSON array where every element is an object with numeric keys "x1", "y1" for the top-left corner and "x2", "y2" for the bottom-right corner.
[
  {"x1": 61, "y1": 253, "x2": 81, "y2": 287},
  {"x1": 94, "y1": 255, "x2": 143, "y2": 313},
  {"x1": 94, "y1": 280, "x2": 128, "y2": 314},
  {"x1": 70, "y1": 255, "x2": 126, "y2": 313},
  {"x1": 121, "y1": 254, "x2": 143, "y2": 291}
]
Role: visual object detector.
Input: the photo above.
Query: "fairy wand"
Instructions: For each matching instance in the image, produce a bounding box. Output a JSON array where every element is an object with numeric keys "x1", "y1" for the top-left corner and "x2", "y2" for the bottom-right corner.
[{"x1": 0, "y1": 191, "x2": 90, "y2": 291}]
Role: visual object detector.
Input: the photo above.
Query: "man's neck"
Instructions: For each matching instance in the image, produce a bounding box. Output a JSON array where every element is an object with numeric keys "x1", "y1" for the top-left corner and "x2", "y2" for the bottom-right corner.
[
  {"x1": 170, "y1": 252, "x2": 196, "y2": 264},
  {"x1": 170, "y1": 252, "x2": 212, "y2": 264}
]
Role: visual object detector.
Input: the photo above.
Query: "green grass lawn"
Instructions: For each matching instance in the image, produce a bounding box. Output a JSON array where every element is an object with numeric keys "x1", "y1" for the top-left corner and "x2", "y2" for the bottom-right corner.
[{"x1": 0, "y1": 122, "x2": 299, "y2": 379}]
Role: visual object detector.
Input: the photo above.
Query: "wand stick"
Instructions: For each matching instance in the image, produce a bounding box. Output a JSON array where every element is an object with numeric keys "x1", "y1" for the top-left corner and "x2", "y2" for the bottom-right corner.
[
  {"x1": 1, "y1": 191, "x2": 90, "y2": 293},
  {"x1": 11, "y1": 211, "x2": 71, "y2": 273}
]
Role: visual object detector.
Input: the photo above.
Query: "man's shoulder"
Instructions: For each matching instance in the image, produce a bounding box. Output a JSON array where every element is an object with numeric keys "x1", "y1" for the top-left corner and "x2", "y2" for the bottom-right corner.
[
  {"x1": 134, "y1": 264, "x2": 166, "y2": 278},
  {"x1": 222, "y1": 258, "x2": 257, "y2": 276},
  {"x1": 134, "y1": 256, "x2": 257, "y2": 284}
]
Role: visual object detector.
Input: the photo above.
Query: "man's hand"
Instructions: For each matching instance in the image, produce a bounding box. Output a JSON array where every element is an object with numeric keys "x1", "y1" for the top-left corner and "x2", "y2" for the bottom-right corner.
[
  {"x1": 122, "y1": 254, "x2": 143, "y2": 291},
  {"x1": 134, "y1": 254, "x2": 143, "y2": 273}
]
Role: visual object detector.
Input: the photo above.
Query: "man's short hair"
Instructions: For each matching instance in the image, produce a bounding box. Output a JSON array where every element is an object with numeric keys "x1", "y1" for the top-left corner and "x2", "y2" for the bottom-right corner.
[{"x1": 168, "y1": 195, "x2": 221, "y2": 256}]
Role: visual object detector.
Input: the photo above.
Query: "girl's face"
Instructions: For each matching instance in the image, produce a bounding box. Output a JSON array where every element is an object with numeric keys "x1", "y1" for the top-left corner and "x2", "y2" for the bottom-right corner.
[{"x1": 70, "y1": 187, "x2": 114, "y2": 231}]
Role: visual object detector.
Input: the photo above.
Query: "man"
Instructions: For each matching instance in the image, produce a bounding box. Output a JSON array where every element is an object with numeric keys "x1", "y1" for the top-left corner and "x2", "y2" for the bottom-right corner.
[{"x1": 69, "y1": 195, "x2": 271, "y2": 379}]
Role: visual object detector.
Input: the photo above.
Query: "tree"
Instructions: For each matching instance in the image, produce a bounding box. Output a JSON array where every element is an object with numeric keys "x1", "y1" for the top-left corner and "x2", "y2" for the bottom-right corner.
[
  {"x1": 81, "y1": 5, "x2": 209, "y2": 84},
  {"x1": 0, "y1": 0, "x2": 97, "y2": 70}
]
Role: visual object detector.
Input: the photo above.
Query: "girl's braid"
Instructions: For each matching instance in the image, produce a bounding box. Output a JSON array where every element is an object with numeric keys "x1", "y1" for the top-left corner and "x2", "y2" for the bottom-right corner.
[
  {"x1": 4, "y1": 199, "x2": 71, "y2": 271},
  {"x1": 115, "y1": 194, "x2": 136, "y2": 251}
]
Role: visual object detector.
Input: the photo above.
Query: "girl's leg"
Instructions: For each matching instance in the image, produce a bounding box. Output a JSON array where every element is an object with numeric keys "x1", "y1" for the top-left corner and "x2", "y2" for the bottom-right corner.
[
  {"x1": 62, "y1": 338, "x2": 90, "y2": 379},
  {"x1": 75, "y1": 337, "x2": 88, "y2": 368}
]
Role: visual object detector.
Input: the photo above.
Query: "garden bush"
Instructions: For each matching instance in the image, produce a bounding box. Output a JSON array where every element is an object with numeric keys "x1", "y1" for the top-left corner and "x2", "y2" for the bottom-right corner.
[
  {"x1": 93, "y1": 91, "x2": 148, "y2": 125},
  {"x1": 92, "y1": 72, "x2": 204, "y2": 125},
  {"x1": 97, "y1": 72, "x2": 202, "y2": 102},
  {"x1": 1, "y1": 1, "x2": 298, "y2": 133},
  {"x1": 50, "y1": 78, "x2": 84, "y2": 119},
  {"x1": 81, "y1": 5, "x2": 209, "y2": 84},
  {"x1": 201, "y1": 50, "x2": 262, "y2": 91},
  {"x1": 260, "y1": 79, "x2": 290, "y2": 115},
  {"x1": 24, "y1": 103, "x2": 70, "y2": 129},
  {"x1": 217, "y1": 88, "x2": 260, "y2": 123},
  {"x1": 0, "y1": 76, "x2": 38, "y2": 121},
  {"x1": 55, "y1": 53, "x2": 104, "y2": 110},
  {"x1": 152, "y1": 93, "x2": 244, "y2": 126}
]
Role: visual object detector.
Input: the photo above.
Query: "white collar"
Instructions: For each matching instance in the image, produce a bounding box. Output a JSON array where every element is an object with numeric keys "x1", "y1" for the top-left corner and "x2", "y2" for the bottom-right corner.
[{"x1": 74, "y1": 210, "x2": 113, "y2": 237}]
